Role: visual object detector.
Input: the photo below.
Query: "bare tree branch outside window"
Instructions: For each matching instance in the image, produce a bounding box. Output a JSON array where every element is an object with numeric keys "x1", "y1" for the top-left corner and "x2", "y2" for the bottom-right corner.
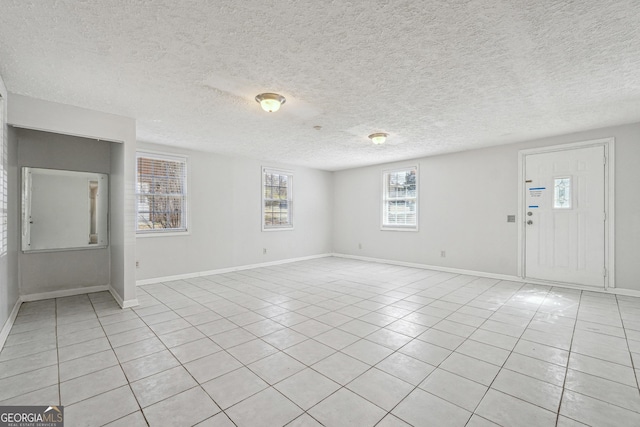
[{"x1": 136, "y1": 154, "x2": 187, "y2": 232}]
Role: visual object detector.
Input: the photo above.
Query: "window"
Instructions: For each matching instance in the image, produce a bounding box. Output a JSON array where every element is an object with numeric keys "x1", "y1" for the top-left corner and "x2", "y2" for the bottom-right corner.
[
  {"x1": 554, "y1": 177, "x2": 572, "y2": 209},
  {"x1": 382, "y1": 166, "x2": 418, "y2": 230},
  {"x1": 136, "y1": 152, "x2": 187, "y2": 233},
  {"x1": 262, "y1": 168, "x2": 293, "y2": 230}
]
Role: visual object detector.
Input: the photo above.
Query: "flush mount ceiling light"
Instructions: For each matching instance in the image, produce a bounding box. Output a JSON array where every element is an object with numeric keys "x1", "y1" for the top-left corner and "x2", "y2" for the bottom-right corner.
[
  {"x1": 255, "y1": 93, "x2": 286, "y2": 112},
  {"x1": 368, "y1": 132, "x2": 388, "y2": 145}
]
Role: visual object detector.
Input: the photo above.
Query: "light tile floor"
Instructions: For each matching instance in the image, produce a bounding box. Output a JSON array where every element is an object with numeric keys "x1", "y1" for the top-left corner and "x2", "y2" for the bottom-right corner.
[{"x1": 1, "y1": 257, "x2": 640, "y2": 426}]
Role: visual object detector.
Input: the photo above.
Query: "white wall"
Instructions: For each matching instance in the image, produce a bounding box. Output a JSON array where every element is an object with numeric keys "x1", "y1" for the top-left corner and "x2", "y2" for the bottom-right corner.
[
  {"x1": 135, "y1": 142, "x2": 334, "y2": 281},
  {"x1": 0, "y1": 74, "x2": 20, "y2": 336},
  {"x1": 109, "y1": 140, "x2": 138, "y2": 305},
  {"x1": 8, "y1": 94, "x2": 137, "y2": 306},
  {"x1": 333, "y1": 122, "x2": 640, "y2": 291},
  {"x1": 16, "y1": 129, "x2": 111, "y2": 295}
]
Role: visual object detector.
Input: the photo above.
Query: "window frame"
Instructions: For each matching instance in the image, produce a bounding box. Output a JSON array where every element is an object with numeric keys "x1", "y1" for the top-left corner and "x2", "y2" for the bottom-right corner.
[
  {"x1": 381, "y1": 165, "x2": 419, "y2": 231},
  {"x1": 262, "y1": 167, "x2": 294, "y2": 231},
  {"x1": 135, "y1": 150, "x2": 189, "y2": 236}
]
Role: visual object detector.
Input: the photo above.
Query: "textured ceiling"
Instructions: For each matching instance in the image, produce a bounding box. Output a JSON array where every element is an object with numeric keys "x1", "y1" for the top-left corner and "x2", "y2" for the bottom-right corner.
[{"x1": 1, "y1": 1, "x2": 639, "y2": 171}]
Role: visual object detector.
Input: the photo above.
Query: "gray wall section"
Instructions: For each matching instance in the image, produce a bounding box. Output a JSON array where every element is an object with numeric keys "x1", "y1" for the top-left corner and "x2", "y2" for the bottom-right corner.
[
  {"x1": 610, "y1": 125, "x2": 640, "y2": 291},
  {"x1": 17, "y1": 128, "x2": 112, "y2": 294},
  {"x1": 6, "y1": 127, "x2": 19, "y2": 315},
  {"x1": 8, "y1": 93, "x2": 138, "y2": 305},
  {"x1": 134, "y1": 142, "x2": 335, "y2": 281},
  {"x1": 333, "y1": 122, "x2": 640, "y2": 291}
]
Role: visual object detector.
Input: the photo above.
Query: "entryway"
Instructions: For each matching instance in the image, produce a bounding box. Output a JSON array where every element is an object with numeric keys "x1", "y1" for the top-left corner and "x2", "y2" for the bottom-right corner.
[{"x1": 518, "y1": 139, "x2": 614, "y2": 288}]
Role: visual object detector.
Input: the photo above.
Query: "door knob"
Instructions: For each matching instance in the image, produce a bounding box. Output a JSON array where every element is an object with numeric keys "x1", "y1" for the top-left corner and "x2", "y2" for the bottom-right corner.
[{"x1": 527, "y1": 220, "x2": 533, "y2": 225}]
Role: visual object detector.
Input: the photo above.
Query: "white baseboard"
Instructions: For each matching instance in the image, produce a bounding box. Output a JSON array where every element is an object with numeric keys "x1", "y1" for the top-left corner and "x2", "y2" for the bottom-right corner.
[
  {"x1": 109, "y1": 285, "x2": 139, "y2": 309},
  {"x1": 603, "y1": 287, "x2": 640, "y2": 298},
  {"x1": 332, "y1": 253, "x2": 640, "y2": 298},
  {"x1": 17, "y1": 284, "x2": 139, "y2": 310},
  {"x1": 20, "y1": 285, "x2": 110, "y2": 302},
  {"x1": 136, "y1": 253, "x2": 333, "y2": 286},
  {"x1": 0, "y1": 298, "x2": 22, "y2": 351},
  {"x1": 332, "y1": 253, "x2": 520, "y2": 282}
]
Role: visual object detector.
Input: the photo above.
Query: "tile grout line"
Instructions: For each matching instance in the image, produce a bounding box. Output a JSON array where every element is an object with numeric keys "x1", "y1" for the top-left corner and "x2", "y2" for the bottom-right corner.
[
  {"x1": 366, "y1": 275, "x2": 524, "y2": 425},
  {"x1": 561, "y1": 293, "x2": 640, "y2": 417},
  {"x1": 132, "y1": 284, "x2": 331, "y2": 426},
  {"x1": 145, "y1": 269, "x2": 552, "y2": 426},
  {"x1": 150, "y1": 266, "x2": 445, "y2": 425},
  {"x1": 370, "y1": 278, "x2": 513, "y2": 426},
  {"x1": 461, "y1": 282, "x2": 555, "y2": 426},
  {"x1": 160, "y1": 279, "x2": 346, "y2": 426},
  {"x1": 87, "y1": 294, "x2": 149, "y2": 426},
  {"x1": 549, "y1": 288, "x2": 581, "y2": 427},
  {"x1": 55, "y1": 298, "x2": 61, "y2": 407},
  {"x1": 615, "y1": 295, "x2": 640, "y2": 390},
  {"x1": 317, "y1": 277, "x2": 529, "y2": 426}
]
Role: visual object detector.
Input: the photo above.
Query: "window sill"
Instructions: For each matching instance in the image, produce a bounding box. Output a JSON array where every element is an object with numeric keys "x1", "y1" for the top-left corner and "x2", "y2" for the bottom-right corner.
[
  {"x1": 136, "y1": 231, "x2": 190, "y2": 238},
  {"x1": 262, "y1": 226, "x2": 294, "y2": 232},
  {"x1": 380, "y1": 226, "x2": 419, "y2": 232}
]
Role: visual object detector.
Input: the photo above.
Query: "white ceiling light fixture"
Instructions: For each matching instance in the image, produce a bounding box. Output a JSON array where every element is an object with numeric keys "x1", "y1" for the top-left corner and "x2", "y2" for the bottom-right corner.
[
  {"x1": 255, "y1": 93, "x2": 286, "y2": 112},
  {"x1": 368, "y1": 132, "x2": 388, "y2": 145}
]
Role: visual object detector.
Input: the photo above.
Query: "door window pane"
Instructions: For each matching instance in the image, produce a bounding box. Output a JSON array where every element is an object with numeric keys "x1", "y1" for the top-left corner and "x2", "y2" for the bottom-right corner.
[{"x1": 554, "y1": 177, "x2": 571, "y2": 209}]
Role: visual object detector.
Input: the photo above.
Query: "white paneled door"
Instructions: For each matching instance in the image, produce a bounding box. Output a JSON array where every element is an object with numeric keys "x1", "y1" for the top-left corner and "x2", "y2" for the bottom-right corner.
[{"x1": 524, "y1": 145, "x2": 606, "y2": 287}]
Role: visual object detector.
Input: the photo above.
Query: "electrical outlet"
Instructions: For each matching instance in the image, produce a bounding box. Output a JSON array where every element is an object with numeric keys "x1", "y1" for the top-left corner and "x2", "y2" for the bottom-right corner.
[
  {"x1": 440, "y1": 251, "x2": 446, "y2": 258},
  {"x1": 136, "y1": 260, "x2": 140, "y2": 268},
  {"x1": 358, "y1": 243, "x2": 362, "y2": 249},
  {"x1": 263, "y1": 248, "x2": 267, "y2": 255}
]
